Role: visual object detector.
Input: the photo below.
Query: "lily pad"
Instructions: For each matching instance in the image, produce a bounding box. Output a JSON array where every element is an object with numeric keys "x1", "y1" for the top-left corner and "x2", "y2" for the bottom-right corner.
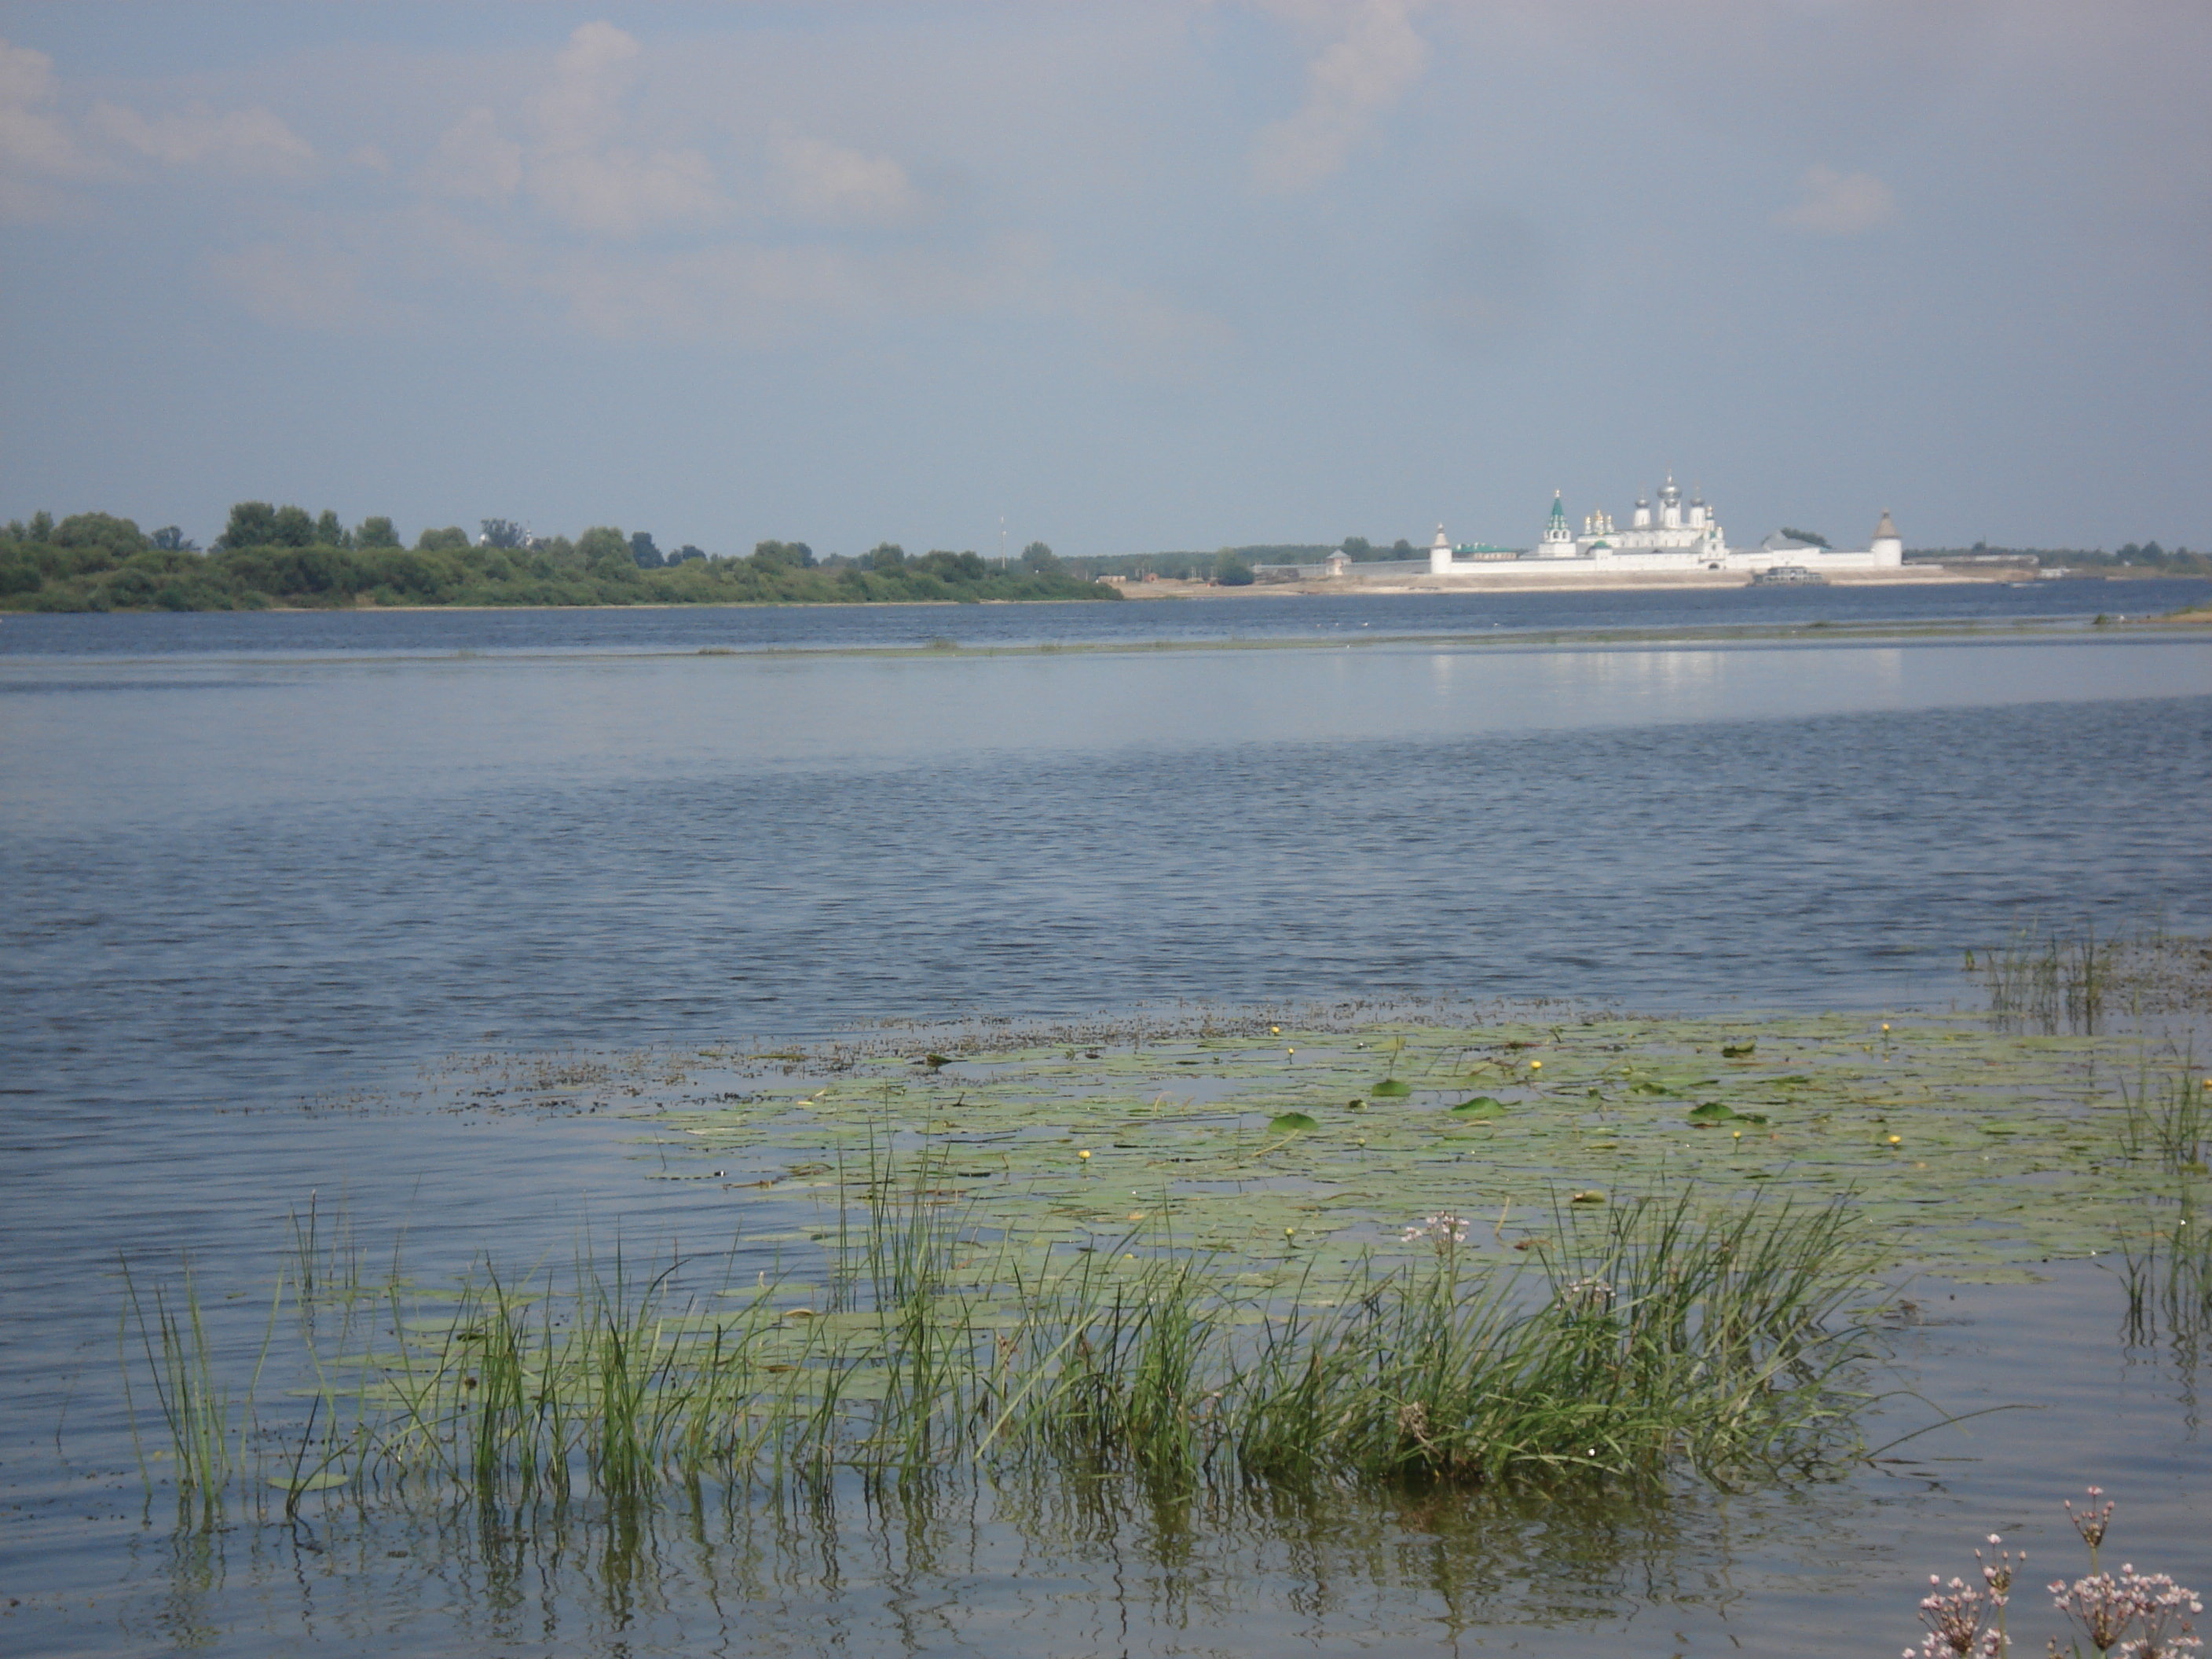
[
  {"x1": 1721, "y1": 1041, "x2": 1756, "y2": 1058},
  {"x1": 1686, "y1": 1101, "x2": 1771, "y2": 1127},
  {"x1": 623, "y1": 1007, "x2": 2203, "y2": 1280},
  {"x1": 1268, "y1": 1111, "x2": 1320, "y2": 1133}
]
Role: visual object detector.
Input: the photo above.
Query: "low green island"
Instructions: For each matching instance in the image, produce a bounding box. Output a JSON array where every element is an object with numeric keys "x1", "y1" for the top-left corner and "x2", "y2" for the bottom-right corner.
[{"x1": 0, "y1": 504, "x2": 1119, "y2": 612}]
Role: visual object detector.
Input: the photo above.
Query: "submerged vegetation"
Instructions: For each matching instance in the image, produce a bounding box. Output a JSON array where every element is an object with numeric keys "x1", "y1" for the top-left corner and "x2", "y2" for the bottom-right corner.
[{"x1": 0, "y1": 507, "x2": 1117, "y2": 611}]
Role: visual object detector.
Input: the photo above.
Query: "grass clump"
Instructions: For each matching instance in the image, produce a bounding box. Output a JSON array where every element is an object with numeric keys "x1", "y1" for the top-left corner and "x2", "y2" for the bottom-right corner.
[
  {"x1": 1975, "y1": 920, "x2": 2115, "y2": 1035},
  {"x1": 119, "y1": 1258, "x2": 283, "y2": 1529},
  {"x1": 1972, "y1": 920, "x2": 2212, "y2": 1035},
  {"x1": 1229, "y1": 1192, "x2": 1879, "y2": 1489},
  {"x1": 125, "y1": 1175, "x2": 1887, "y2": 1525}
]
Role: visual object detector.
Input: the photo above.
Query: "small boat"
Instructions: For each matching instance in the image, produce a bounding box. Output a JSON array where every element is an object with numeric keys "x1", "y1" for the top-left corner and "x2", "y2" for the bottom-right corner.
[{"x1": 1749, "y1": 565, "x2": 1827, "y2": 585}]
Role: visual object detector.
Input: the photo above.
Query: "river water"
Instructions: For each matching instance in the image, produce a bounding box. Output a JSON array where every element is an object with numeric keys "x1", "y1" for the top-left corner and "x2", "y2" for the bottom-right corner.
[{"x1": 2, "y1": 585, "x2": 2209, "y2": 1655}]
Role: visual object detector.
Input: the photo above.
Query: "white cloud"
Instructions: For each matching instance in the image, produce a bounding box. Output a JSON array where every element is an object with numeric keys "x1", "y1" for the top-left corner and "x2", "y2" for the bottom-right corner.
[
  {"x1": 91, "y1": 100, "x2": 316, "y2": 177},
  {"x1": 770, "y1": 125, "x2": 925, "y2": 227},
  {"x1": 422, "y1": 108, "x2": 523, "y2": 203},
  {"x1": 1774, "y1": 165, "x2": 1895, "y2": 236},
  {"x1": 419, "y1": 214, "x2": 1227, "y2": 378},
  {"x1": 526, "y1": 21, "x2": 722, "y2": 236},
  {"x1": 209, "y1": 243, "x2": 398, "y2": 331},
  {"x1": 0, "y1": 36, "x2": 97, "y2": 218},
  {"x1": 538, "y1": 20, "x2": 637, "y2": 155},
  {"x1": 1251, "y1": 0, "x2": 1429, "y2": 195}
]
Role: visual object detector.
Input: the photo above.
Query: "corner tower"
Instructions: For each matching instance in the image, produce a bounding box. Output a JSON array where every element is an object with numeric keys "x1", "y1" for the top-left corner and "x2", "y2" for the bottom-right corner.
[{"x1": 1870, "y1": 509, "x2": 1903, "y2": 566}]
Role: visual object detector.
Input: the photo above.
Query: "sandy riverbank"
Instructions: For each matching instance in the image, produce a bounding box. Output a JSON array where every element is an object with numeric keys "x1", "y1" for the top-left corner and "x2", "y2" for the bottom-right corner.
[{"x1": 1113, "y1": 565, "x2": 2060, "y2": 599}]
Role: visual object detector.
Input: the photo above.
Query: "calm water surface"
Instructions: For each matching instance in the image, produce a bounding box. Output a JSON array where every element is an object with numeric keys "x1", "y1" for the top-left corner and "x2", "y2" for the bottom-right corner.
[
  {"x1": 3, "y1": 574, "x2": 2207, "y2": 660},
  {"x1": 2, "y1": 599, "x2": 2208, "y2": 1655}
]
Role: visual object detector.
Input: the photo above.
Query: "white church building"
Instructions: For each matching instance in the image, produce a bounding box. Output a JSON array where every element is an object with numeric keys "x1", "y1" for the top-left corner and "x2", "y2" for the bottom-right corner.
[{"x1": 1428, "y1": 474, "x2": 1904, "y2": 576}]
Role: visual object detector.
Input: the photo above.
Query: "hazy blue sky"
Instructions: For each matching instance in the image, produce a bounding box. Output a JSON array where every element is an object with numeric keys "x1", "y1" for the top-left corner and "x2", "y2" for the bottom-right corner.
[{"x1": 2, "y1": 2, "x2": 2205, "y2": 557}]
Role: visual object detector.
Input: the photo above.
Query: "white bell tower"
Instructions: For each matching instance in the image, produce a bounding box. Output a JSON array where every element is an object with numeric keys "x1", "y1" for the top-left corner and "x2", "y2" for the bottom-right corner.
[{"x1": 1538, "y1": 492, "x2": 1577, "y2": 557}]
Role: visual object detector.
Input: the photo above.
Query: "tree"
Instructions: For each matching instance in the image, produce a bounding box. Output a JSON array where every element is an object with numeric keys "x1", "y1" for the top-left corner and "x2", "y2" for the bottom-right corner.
[
  {"x1": 480, "y1": 518, "x2": 527, "y2": 550},
  {"x1": 1340, "y1": 536, "x2": 1373, "y2": 560},
  {"x1": 224, "y1": 501, "x2": 279, "y2": 548},
  {"x1": 356, "y1": 515, "x2": 401, "y2": 548},
  {"x1": 1391, "y1": 538, "x2": 1413, "y2": 556},
  {"x1": 150, "y1": 526, "x2": 197, "y2": 551},
  {"x1": 860, "y1": 543, "x2": 906, "y2": 571},
  {"x1": 630, "y1": 530, "x2": 662, "y2": 568},
  {"x1": 671, "y1": 544, "x2": 706, "y2": 563},
  {"x1": 916, "y1": 550, "x2": 987, "y2": 581},
  {"x1": 1778, "y1": 526, "x2": 1830, "y2": 548},
  {"x1": 53, "y1": 513, "x2": 149, "y2": 560},
  {"x1": 27, "y1": 511, "x2": 52, "y2": 543},
  {"x1": 316, "y1": 510, "x2": 346, "y2": 547},
  {"x1": 416, "y1": 526, "x2": 470, "y2": 552},
  {"x1": 575, "y1": 526, "x2": 639, "y2": 579},
  {"x1": 1020, "y1": 540, "x2": 1060, "y2": 574},
  {"x1": 272, "y1": 505, "x2": 316, "y2": 548},
  {"x1": 1214, "y1": 548, "x2": 1254, "y2": 585},
  {"x1": 751, "y1": 540, "x2": 815, "y2": 571}
]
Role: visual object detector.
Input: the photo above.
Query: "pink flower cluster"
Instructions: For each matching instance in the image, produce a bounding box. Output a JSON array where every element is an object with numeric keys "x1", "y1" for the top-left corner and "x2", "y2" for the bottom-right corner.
[
  {"x1": 1905, "y1": 1492, "x2": 2203, "y2": 1659},
  {"x1": 1907, "y1": 1574, "x2": 2006, "y2": 1657},
  {"x1": 2049, "y1": 1567, "x2": 2203, "y2": 1658},
  {"x1": 2067, "y1": 1488, "x2": 2115, "y2": 1555},
  {"x1": 1401, "y1": 1212, "x2": 1468, "y2": 1246}
]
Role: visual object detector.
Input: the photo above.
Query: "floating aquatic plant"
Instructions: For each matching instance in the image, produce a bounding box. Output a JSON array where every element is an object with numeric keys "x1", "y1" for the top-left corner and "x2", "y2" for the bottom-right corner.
[{"x1": 626, "y1": 1011, "x2": 2204, "y2": 1280}]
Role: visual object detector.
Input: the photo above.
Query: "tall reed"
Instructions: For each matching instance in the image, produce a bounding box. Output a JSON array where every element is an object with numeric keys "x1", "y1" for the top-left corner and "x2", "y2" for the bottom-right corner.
[
  {"x1": 1229, "y1": 1192, "x2": 1879, "y2": 1488},
  {"x1": 2117, "y1": 1049, "x2": 2208, "y2": 1174},
  {"x1": 123, "y1": 1176, "x2": 1887, "y2": 1523},
  {"x1": 1979, "y1": 920, "x2": 2111, "y2": 1035},
  {"x1": 119, "y1": 1256, "x2": 283, "y2": 1529}
]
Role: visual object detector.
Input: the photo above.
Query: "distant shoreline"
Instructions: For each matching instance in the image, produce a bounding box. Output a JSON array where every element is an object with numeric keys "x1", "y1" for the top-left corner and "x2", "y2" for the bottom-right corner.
[
  {"x1": 1111, "y1": 567, "x2": 2181, "y2": 599},
  {"x1": 31, "y1": 571, "x2": 2196, "y2": 617}
]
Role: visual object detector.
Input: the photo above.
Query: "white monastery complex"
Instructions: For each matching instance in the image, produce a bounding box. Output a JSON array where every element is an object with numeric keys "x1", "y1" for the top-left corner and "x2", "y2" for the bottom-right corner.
[{"x1": 1423, "y1": 473, "x2": 1903, "y2": 578}]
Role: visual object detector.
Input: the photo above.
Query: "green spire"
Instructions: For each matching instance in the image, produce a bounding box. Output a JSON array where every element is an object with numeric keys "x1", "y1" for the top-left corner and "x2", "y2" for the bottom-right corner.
[{"x1": 1549, "y1": 492, "x2": 1566, "y2": 522}]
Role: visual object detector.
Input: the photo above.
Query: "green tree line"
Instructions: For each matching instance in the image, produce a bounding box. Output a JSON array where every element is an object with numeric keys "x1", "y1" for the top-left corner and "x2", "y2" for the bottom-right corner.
[
  {"x1": 0, "y1": 506, "x2": 1120, "y2": 611},
  {"x1": 1068, "y1": 538, "x2": 1421, "y2": 584},
  {"x1": 1906, "y1": 540, "x2": 2208, "y2": 573}
]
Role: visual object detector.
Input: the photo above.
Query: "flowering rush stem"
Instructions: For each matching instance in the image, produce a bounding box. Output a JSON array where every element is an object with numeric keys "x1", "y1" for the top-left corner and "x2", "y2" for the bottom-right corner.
[{"x1": 1909, "y1": 1490, "x2": 2202, "y2": 1659}]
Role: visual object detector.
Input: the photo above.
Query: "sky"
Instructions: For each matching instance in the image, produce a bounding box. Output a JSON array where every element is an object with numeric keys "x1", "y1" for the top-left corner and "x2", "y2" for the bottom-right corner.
[{"x1": 2, "y1": 1, "x2": 2207, "y2": 558}]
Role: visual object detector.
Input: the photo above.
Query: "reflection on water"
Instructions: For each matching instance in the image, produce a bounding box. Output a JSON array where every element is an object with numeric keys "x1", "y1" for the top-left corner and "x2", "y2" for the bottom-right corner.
[
  {"x1": 119, "y1": 1464, "x2": 1863, "y2": 1656},
  {"x1": 80, "y1": 1261, "x2": 2209, "y2": 1657}
]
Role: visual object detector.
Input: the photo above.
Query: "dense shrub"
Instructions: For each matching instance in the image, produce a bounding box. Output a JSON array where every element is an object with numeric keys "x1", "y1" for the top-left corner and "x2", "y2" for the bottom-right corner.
[{"x1": 0, "y1": 504, "x2": 1124, "y2": 611}]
